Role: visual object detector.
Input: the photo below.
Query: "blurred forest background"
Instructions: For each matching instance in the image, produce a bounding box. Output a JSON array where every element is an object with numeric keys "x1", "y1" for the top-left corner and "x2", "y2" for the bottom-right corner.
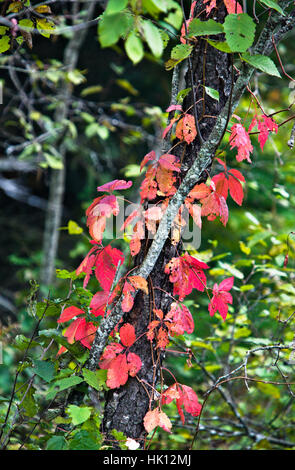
[{"x1": 0, "y1": 0, "x2": 295, "y2": 450}]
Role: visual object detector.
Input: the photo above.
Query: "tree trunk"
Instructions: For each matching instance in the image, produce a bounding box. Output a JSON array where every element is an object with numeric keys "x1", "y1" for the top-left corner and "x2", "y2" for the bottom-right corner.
[{"x1": 102, "y1": 1, "x2": 232, "y2": 445}]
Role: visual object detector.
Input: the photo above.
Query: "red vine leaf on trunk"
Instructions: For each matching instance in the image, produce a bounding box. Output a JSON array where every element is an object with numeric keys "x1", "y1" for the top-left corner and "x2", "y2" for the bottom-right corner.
[
  {"x1": 122, "y1": 276, "x2": 149, "y2": 312},
  {"x1": 175, "y1": 114, "x2": 197, "y2": 145},
  {"x1": 99, "y1": 323, "x2": 142, "y2": 389}
]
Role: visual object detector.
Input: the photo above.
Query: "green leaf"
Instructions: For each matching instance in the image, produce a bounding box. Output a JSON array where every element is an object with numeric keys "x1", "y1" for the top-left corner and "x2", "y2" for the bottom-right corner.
[
  {"x1": 142, "y1": 19, "x2": 164, "y2": 58},
  {"x1": 257, "y1": 382, "x2": 281, "y2": 399},
  {"x1": 46, "y1": 376, "x2": 84, "y2": 400},
  {"x1": 240, "y1": 284, "x2": 255, "y2": 292},
  {"x1": 207, "y1": 39, "x2": 232, "y2": 53},
  {"x1": 19, "y1": 386, "x2": 38, "y2": 417},
  {"x1": 36, "y1": 18, "x2": 55, "y2": 38},
  {"x1": 19, "y1": 19, "x2": 33, "y2": 31},
  {"x1": 82, "y1": 368, "x2": 108, "y2": 391},
  {"x1": 241, "y1": 53, "x2": 281, "y2": 78},
  {"x1": 171, "y1": 43, "x2": 193, "y2": 61},
  {"x1": 0, "y1": 26, "x2": 9, "y2": 35},
  {"x1": 105, "y1": 0, "x2": 128, "y2": 14},
  {"x1": 219, "y1": 261, "x2": 244, "y2": 279},
  {"x1": 46, "y1": 436, "x2": 68, "y2": 450},
  {"x1": 98, "y1": 11, "x2": 133, "y2": 48},
  {"x1": 34, "y1": 359, "x2": 55, "y2": 383},
  {"x1": 223, "y1": 13, "x2": 256, "y2": 52},
  {"x1": 44, "y1": 153, "x2": 64, "y2": 169},
  {"x1": 14, "y1": 334, "x2": 39, "y2": 351},
  {"x1": 204, "y1": 86, "x2": 219, "y2": 101},
  {"x1": 188, "y1": 18, "x2": 224, "y2": 37},
  {"x1": 0, "y1": 36, "x2": 10, "y2": 53},
  {"x1": 164, "y1": 1, "x2": 182, "y2": 30},
  {"x1": 69, "y1": 430, "x2": 100, "y2": 450},
  {"x1": 67, "y1": 220, "x2": 83, "y2": 235},
  {"x1": 67, "y1": 405, "x2": 92, "y2": 426},
  {"x1": 259, "y1": 0, "x2": 285, "y2": 15},
  {"x1": 55, "y1": 268, "x2": 80, "y2": 280},
  {"x1": 176, "y1": 87, "x2": 191, "y2": 103},
  {"x1": 125, "y1": 32, "x2": 144, "y2": 64}
]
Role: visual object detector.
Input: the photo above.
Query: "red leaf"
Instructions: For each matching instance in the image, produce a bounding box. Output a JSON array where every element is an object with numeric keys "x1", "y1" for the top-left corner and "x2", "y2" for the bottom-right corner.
[
  {"x1": 249, "y1": 114, "x2": 278, "y2": 151},
  {"x1": 162, "y1": 383, "x2": 201, "y2": 424},
  {"x1": 57, "y1": 306, "x2": 84, "y2": 323},
  {"x1": 165, "y1": 253, "x2": 209, "y2": 301},
  {"x1": 86, "y1": 195, "x2": 119, "y2": 243},
  {"x1": 119, "y1": 323, "x2": 136, "y2": 347},
  {"x1": 94, "y1": 245, "x2": 124, "y2": 292},
  {"x1": 181, "y1": 384, "x2": 202, "y2": 417},
  {"x1": 140, "y1": 166, "x2": 157, "y2": 202},
  {"x1": 165, "y1": 302, "x2": 194, "y2": 335},
  {"x1": 99, "y1": 343, "x2": 125, "y2": 369},
  {"x1": 106, "y1": 353, "x2": 129, "y2": 389},
  {"x1": 223, "y1": 0, "x2": 243, "y2": 14},
  {"x1": 96, "y1": 179, "x2": 132, "y2": 192},
  {"x1": 128, "y1": 275, "x2": 148, "y2": 294},
  {"x1": 90, "y1": 290, "x2": 109, "y2": 317},
  {"x1": 203, "y1": 0, "x2": 216, "y2": 14},
  {"x1": 158, "y1": 154, "x2": 181, "y2": 172},
  {"x1": 130, "y1": 220, "x2": 144, "y2": 256},
  {"x1": 143, "y1": 408, "x2": 172, "y2": 434},
  {"x1": 140, "y1": 150, "x2": 156, "y2": 172},
  {"x1": 166, "y1": 104, "x2": 182, "y2": 113},
  {"x1": 175, "y1": 114, "x2": 197, "y2": 145},
  {"x1": 208, "y1": 276, "x2": 234, "y2": 320},
  {"x1": 76, "y1": 246, "x2": 98, "y2": 288},
  {"x1": 127, "y1": 352, "x2": 142, "y2": 376},
  {"x1": 228, "y1": 173, "x2": 244, "y2": 205},
  {"x1": 122, "y1": 289, "x2": 134, "y2": 313},
  {"x1": 75, "y1": 319, "x2": 97, "y2": 349},
  {"x1": 230, "y1": 123, "x2": 253, "y2": 163}
]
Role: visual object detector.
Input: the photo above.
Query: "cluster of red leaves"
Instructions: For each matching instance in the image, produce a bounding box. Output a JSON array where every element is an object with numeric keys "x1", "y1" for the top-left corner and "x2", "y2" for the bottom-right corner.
[
  {"x1": 99, "y1": 323, "x2": 142, "y2": 389},
  {"x1": 143, "y1": 382, "x2": 202, "y2": 434},
  {"x1": 162, "y1": 382, "x2": 202, "y2": 424},
  {"x1": 140, "y1": 151, "x2": 181, "y2": 202},
  {"x1": 165, "y1": 253, "x2": 209, "y2": 301},
  {"x1": 185, "y1": 179, "x2": 229, "y2": 227},
  {"x1": 76, "y1": 243, "x2": 124, "y2": 291},
  {"x1": 208, "y1": 276, "x2": 234, "y2": 320},
  {"x1": 212, "y1": 158, "x2": 245, "y2": 206},
  {"x1": 57, "y1": 306, "x2": 97, "y2": 355},
  {"x1": 86, "y1": 179, "x2": 132, "y2": 243},
  {"x1": 58, "y1": 244, "x2": 125, "y2": 353},
  {"x1": 249, "y1": 114, "x2": 278, "y2": 151},
  {"x1": 147, "y1": 303, "x2": 194, "y2": 349}
]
